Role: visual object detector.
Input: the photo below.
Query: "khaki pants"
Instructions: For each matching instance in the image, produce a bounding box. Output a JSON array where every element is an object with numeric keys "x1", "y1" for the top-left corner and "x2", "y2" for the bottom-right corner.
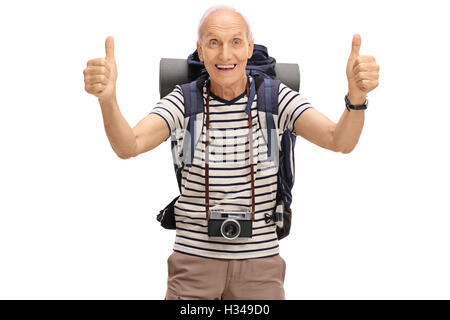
[{"x1": 165, "y1": 251, "x2": 286, "y2": 300}]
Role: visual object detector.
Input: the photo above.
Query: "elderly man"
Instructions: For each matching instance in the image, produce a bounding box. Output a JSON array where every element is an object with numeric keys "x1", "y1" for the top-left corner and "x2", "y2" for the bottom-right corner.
[{"x1": 83, "y1": 5, "x2": 379, "y2": 300}]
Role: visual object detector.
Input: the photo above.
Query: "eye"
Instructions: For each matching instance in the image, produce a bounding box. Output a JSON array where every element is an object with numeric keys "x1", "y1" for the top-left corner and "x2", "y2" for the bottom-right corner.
[
  {"x1": 210, "y1": 39, "x2": 218, "y2": 46},
  {"x1": 233, "y1": 39, "x2": 241, "y2": 45}
]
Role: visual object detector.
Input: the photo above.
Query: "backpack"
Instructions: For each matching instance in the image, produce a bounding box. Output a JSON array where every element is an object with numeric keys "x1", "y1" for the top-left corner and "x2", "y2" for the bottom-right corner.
[{"x1": 157, "y1": 44, "x2": 296, "y2": 240}]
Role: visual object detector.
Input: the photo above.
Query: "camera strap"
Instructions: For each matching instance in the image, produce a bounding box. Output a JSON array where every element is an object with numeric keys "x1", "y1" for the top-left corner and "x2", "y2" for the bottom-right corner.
[{"x1": 205, "y1": 77, "x2": 256, "y2": 222}]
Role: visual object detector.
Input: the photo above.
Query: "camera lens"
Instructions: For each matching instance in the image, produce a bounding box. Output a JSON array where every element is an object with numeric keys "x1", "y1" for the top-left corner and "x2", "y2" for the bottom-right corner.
[{"x1": 221, "y1": 219, "x2": 241, "y2": 240}]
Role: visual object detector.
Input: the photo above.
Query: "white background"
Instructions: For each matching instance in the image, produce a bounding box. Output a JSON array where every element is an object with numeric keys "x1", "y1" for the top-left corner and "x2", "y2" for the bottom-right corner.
[{"x1": 0, "y1": 0, "x2": 449, "y2": 299}]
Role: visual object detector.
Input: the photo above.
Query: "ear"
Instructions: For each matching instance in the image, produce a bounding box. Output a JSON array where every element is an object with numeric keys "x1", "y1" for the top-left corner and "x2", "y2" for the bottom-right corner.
[
  {"x1": 247, "y1": 40, "x2": 254, "y2": 59},
  {"x1": 196, "y1": 41, "x2": 203, "y2": 62}
]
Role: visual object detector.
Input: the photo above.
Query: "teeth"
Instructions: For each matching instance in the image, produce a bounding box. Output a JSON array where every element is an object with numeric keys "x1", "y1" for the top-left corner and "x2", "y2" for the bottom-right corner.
[{"x1": 217, "y1": 64, "x2": 236, "y2": 69}]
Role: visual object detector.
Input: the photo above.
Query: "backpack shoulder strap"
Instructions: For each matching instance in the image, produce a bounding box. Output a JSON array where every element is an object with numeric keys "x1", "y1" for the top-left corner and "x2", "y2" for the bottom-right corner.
[
  {"x1": 254, "y1": 75, "x2": 280, "y2": 114},
  {"x1": 179, "y1": 75, "x2": 207, "y2": 166},
  {"x1": 255, "y1": 76, "x2": 296, "y2": 239},
  {"x1": 254, "y1": 75, "x2": 281, "y2": 158}
]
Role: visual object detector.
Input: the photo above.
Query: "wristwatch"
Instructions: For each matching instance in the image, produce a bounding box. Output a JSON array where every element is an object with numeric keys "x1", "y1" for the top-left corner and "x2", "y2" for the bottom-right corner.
[{"x1": 345, "y1": 94, "x2": 368, "y2": 112}]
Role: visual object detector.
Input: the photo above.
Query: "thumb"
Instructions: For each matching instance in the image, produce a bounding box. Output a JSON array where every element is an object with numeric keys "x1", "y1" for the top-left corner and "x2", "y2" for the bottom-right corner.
[
  {"x1": 105, "y1": 36, "x2": 115, "y2": 59},
  {"x1": 349, "y1": 34, "x2": 361, "y2": 59}
]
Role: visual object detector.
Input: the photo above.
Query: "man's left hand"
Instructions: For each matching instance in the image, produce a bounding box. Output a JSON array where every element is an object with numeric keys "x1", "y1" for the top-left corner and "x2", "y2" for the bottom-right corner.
[{"x1": 346, "y1": 34, "x2": 380, "y2": 104}]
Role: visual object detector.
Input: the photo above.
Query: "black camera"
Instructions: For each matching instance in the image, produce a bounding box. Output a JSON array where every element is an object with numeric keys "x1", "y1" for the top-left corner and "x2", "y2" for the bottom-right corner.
[{"x1": 208, "y1": 209, "x2": 253, "y2": 240}]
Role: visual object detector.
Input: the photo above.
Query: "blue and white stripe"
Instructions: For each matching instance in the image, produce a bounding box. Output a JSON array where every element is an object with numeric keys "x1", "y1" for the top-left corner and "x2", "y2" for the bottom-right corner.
[{"x1": 150, "y1": 76, "x2": 313, "y2": 259}]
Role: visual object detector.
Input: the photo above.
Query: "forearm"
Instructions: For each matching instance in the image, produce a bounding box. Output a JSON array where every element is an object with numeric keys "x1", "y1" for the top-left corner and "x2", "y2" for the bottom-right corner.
[
  {"x1": 98, "y1": 96, "x2": 137, "y2": 159},
  {"x1": 333, "y1": 94, "x2": 366, "y2": 154}
]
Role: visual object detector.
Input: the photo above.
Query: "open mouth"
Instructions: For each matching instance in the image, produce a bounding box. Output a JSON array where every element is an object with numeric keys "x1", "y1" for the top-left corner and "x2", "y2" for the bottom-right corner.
[{"x1": 215, "y1": 64, "x2": 237, "y2": 71}]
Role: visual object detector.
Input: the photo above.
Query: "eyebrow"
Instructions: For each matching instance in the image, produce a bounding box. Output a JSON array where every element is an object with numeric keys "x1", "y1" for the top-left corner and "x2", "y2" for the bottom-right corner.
[{"x1": 205, "y1": 32, "x2": 244, "y2": 38}]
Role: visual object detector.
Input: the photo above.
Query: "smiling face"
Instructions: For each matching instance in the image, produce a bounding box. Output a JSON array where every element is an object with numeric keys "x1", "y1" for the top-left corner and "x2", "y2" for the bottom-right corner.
[{"x1": 197, "y1": 9, "x2": 254, "y2": 99}]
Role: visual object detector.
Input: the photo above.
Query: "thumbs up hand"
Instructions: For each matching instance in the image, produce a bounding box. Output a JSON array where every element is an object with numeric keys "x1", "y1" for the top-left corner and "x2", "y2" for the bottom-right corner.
[
  {"x1": 84, "y1": 36, "x2": 118, "y2": 102},
  {"x1": 346, "y1": 34, "x2": 380, "y2": 104}
]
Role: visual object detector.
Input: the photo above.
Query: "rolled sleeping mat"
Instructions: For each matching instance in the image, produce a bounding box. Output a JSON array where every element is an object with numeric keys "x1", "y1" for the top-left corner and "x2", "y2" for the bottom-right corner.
[{"x1": 159, "y1": 58, "x2": 300, "y2": 99}]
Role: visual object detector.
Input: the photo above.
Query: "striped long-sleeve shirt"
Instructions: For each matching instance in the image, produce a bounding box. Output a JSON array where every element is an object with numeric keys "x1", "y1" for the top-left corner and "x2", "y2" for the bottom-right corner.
[{"x1": 150, "y1": 75, "x2": 313, "y2": 260}]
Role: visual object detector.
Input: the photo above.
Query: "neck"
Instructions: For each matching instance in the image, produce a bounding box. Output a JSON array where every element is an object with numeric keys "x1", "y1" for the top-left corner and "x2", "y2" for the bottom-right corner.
[{"x1": 209, "y1": 75, "x2": 248, "y2": 101}]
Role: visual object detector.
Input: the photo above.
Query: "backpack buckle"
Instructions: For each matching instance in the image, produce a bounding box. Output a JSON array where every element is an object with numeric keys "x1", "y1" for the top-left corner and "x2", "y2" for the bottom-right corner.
[{"x1": 264, "y1": 213, "x2": 274, "y2": 223}]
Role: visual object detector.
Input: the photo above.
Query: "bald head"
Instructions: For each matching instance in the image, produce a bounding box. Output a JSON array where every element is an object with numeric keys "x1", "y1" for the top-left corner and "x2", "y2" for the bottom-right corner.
[
  {"x1": 197, "y1": 6, "x2": 253, "y2": 45},
  {"x1": 195, "y1": 5, "x2": 254, "y2": 99}
]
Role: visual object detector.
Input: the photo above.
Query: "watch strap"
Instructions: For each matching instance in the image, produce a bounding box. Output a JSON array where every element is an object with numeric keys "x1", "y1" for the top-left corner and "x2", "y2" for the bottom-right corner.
[{"x1": 345, "y1": 94, "x2": 368, "y2": 112}]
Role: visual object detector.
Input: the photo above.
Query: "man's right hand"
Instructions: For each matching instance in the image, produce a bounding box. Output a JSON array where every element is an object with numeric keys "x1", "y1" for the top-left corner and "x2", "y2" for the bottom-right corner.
[
  {"x1": 83, "y1": 36, "x2": 170, "y2": 158},
  {"x1": 84, "y1": 36, "x2": 118, "y2": 102}
]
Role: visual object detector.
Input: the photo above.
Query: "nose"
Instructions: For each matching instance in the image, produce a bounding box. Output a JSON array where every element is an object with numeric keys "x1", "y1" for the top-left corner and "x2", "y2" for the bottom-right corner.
[{"x1": 218, "y1": 43, "x2": 231, "y2": 61}]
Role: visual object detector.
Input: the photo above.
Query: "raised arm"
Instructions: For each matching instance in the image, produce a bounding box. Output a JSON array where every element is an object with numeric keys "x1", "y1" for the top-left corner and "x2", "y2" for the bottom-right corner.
[
  {"x1": 293, "y1": 108, "x2": 338, "y2": 152},
  {"x1": 293, "y1": 34, "x2": 379, "y2": 154},
  {"x1": 97, "y1": 98, "x2": 169, "y2": 159},
  {"x1": 84, "y1": 36, "x2": 169, "y2": 159},
  {"x1": 130, "y1": 113, "x2": 170, "y2": 157}
]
